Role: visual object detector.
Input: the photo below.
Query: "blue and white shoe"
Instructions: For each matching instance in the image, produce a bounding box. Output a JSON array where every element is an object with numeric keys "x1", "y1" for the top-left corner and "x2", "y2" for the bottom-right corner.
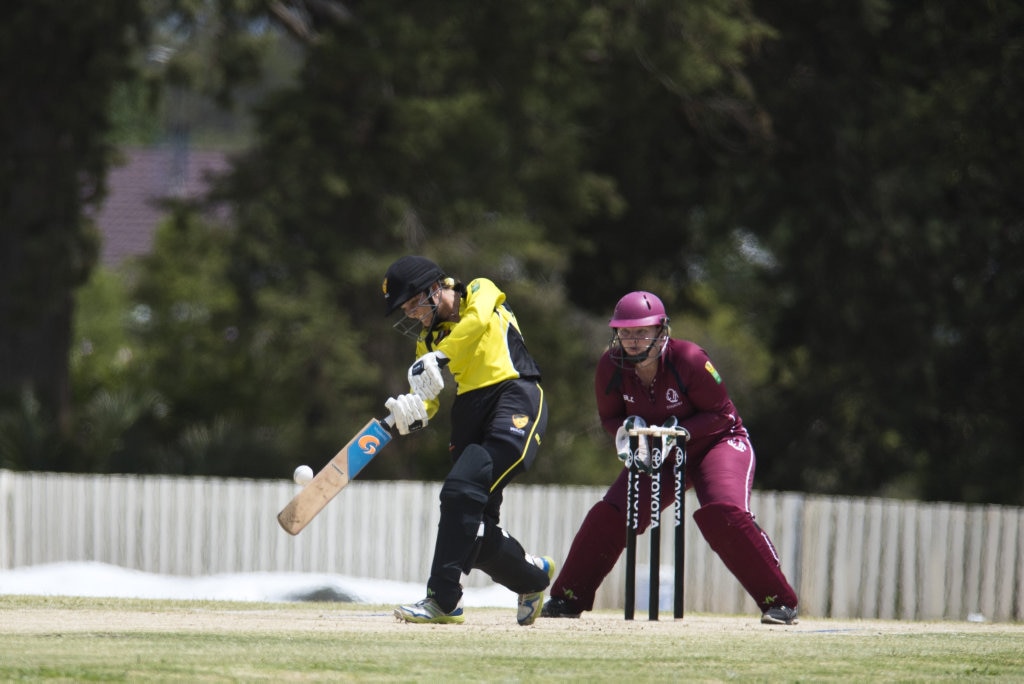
[
  {"x1": 394, "y1": 597, "x2": 465, "y2": 624},
  {"x1": 517, "y1": 555, "x2": 556, "y2": 626}
]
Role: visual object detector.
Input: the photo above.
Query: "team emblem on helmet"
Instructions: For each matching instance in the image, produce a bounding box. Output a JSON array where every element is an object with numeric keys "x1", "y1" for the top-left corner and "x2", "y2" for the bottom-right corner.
[{"x1": 381, "y1": 256, "x2": 445, "y2": 316}]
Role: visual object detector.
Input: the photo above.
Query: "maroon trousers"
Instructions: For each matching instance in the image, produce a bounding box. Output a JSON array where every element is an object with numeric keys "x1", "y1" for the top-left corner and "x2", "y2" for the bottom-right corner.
[{"x1": 549, "y1": 435, "x2": 798, "y2": 612}]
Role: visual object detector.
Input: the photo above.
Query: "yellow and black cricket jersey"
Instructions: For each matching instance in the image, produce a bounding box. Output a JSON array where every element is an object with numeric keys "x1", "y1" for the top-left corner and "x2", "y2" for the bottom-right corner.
[{"x1": 413, "y1": 278, "x2": 541, "y2": 419}]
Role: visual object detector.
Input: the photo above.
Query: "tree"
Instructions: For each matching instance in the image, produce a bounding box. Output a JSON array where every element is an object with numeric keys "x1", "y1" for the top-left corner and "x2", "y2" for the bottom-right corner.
[
  {"x1": 0, "y1": 1, "x2": 146, "y2": 469},
  {"x1": 198, "y1": 0, "x2": 776, "y2": 482},
  {"x1": 728, "y1": 0, "x2": 1024, "y2": 503},
  {"x1": 556, "y1": 1, "x2": 777, "y2": 313},
  {"x1": 56, "y1": 0, "x2": 780, "y2": 485}
]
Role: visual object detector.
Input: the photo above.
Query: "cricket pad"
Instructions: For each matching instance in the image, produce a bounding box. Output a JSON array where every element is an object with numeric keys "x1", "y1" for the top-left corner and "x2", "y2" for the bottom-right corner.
[{"x1": 693, "y1": 502, "x2": 798, "y2": 612}]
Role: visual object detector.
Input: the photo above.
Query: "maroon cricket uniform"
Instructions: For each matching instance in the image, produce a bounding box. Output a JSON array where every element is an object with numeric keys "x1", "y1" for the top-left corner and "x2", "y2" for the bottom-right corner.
[{"x1": 548, "y1": 338, "x2": 799, "y2": 614}]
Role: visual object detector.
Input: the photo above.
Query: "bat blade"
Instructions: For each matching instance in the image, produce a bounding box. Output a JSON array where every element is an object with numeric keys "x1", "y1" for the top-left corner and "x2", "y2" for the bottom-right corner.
[{"x1": 277, "y1": 417, "x2": 393, "y2": 535}]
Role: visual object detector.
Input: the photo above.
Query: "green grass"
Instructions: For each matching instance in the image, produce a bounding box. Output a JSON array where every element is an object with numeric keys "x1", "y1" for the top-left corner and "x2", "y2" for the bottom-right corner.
[{"x1": 1, "y1": 595, "x2": 1022, "y2": 682}]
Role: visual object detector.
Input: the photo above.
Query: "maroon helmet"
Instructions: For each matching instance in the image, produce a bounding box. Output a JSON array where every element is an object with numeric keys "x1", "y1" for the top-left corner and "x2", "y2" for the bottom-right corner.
[
  {"x1": 609, "y1": 291, "x2": 668, "y2": 328},
  {"x1": 608, "y1": 291, "x2": 670, "y2": 366}
]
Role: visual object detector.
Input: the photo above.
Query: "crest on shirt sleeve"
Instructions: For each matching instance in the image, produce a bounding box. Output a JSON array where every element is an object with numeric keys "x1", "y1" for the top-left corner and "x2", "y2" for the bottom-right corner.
[{"x1": 705, "y1": 360, "x2": 722, "y2": 384}]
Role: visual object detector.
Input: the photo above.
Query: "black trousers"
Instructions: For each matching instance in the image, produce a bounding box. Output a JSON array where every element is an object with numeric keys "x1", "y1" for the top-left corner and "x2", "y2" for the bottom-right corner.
[{"x1": 426, "y1": 379, "x2": 550, "y2": 611}]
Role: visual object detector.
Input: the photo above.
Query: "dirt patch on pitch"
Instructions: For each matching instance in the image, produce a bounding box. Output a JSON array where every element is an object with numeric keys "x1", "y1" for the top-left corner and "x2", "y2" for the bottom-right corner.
[{"x1": 3, "y1": 604, "x2": 1020, "y2": 637}]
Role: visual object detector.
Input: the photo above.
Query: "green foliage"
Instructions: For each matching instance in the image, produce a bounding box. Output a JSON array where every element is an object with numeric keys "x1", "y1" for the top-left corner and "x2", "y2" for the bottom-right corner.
[
  {"x1": 205, "y1": 0, "x2": 778, "y2": 483},
  {"x1": 0, "y1": 389, "x2": 63, "y2": 471},
  {"x1": 16, "y1": 0, "x2": 1019, "y2": 504},
  {"x1": 0, "y1": 0, "x2": 147, "y2": 434},
  {"x1": 71, "y1": 269, "x2": 136, "y2": 399},
  {"x1": 70, "y1": 268, "x2": 162, "y2": 472},
  {"x1": 108, "y1": 81, "x2": 165, "y2": 146},
  {"x1": 114, "y1": 209, "x2": 304, "y2": 476},
  {"x1": 725, "y1": 0, "x2": 1024, "y2": 503},
  {"x1": 554, "y1": 1, "x2": 778, "y2": 311}
]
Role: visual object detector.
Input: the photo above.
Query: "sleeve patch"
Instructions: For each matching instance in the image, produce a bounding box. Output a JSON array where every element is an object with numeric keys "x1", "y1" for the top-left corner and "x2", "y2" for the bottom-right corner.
[{"x1": 705, "y1": 360, "x2": 722, "y2": 384}]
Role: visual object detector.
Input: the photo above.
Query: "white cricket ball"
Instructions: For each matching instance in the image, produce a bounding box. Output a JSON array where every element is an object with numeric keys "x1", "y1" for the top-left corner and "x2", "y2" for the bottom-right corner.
[{"x1": 293, "y1": 465, "x2": 314, "y2": 485}]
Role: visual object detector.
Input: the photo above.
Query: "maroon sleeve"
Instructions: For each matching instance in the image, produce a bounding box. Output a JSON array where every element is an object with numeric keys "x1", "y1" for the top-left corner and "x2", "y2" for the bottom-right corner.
[
  {"x1": 670, "y1": 341, "x2": 744, "y2": 444},
  {"x1": 593, "y1": 352, "x2": 626, "y2": 439}
]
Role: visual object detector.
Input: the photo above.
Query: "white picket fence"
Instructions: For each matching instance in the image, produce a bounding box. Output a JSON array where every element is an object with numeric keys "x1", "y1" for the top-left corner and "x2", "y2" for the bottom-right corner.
[{"x1": 1, "y1": 469, "x2": 1021, "y2": 622}]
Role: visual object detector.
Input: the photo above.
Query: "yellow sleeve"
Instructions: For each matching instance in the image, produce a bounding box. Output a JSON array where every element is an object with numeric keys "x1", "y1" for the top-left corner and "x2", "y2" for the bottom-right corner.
[
  {"x1": 407, "y1": 277, "x2": 523, "y2": 414},
  {"x1": 436, "y1": 278, "x2": 504, "y2": 354}
]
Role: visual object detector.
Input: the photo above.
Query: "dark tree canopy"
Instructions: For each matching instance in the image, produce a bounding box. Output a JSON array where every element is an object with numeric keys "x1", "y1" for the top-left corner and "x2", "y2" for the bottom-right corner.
[
  {"x1": 2, "y1": 0, "x2": 1022, "y2": 504},
  {"x1": 726, "y1": 0, "x2": 1024, "y2": 502},
  {"x1": 0, "y1": 1, "x2": 146, "y2": 468}
]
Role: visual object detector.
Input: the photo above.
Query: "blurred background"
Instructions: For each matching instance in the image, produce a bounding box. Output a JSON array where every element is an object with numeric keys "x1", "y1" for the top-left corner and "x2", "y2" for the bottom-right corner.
[{"x1": 2, "y1": 0, "x2": 1021, "y2": 504}]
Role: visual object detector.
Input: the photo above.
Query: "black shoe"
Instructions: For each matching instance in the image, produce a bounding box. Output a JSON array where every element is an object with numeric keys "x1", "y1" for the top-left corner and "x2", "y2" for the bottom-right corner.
[
  {"x1": 541, "y1": 596, "x2": 581, "y2": 618},
  {"x1": 761, "y1": 606, "x2": 798, "y2": 625}
]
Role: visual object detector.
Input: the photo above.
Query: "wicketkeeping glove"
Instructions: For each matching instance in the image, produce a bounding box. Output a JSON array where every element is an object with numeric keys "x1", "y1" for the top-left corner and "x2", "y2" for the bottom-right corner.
[
  {"x1": 408, "y1": 351, "x2": 447, "y2": 400},
  {"x1": 615, "y1": 424, "x2": 631, "y2": 463},
  {"x1": 660, "y1": 416, "x2": 690, "y2": 467},
  {"x1": 661, "y1": 416, "x2": 691, "y2": 443},
  {"x1": 616, "y1": 415, "x2": 651, "y2": 472},
  {"x1": 385, "y1": 393, "x2": 429, "y2": 435}
]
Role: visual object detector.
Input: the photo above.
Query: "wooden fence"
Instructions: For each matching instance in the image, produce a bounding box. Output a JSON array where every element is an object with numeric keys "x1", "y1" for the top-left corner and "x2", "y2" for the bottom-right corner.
[{"x1": 0, "y1": 469, "x2": 1020, "y2": 621}]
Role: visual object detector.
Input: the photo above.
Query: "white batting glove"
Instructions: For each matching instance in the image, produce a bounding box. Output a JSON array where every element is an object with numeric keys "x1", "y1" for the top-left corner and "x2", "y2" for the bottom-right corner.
[
  {"x1": 385, "y1": 393, "x2": 429, "y2": 435},
  {"x1": 408, "y1": 351, "x2": 447, "y2": 400}
]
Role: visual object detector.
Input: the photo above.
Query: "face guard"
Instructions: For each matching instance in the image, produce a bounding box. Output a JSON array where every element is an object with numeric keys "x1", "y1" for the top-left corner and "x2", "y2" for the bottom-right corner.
[
  {"x1": 392, "y1": 284, "x2": 443, "y2": 340},
  {"x1": 609, "y1": 325, "x2": 670, "y2": 368},
  {"x1": 607, "y1": 291, "x2": 670, "y2": 368}
]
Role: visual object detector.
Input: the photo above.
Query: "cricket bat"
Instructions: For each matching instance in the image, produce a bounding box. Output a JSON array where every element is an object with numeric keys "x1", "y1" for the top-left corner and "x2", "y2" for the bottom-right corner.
[{"x1": 277, "y1": 415, "x2": 395, "y2": 535}]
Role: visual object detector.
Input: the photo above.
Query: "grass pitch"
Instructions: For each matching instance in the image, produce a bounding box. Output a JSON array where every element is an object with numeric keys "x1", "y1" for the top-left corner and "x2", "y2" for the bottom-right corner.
[{"x1": 1, "y1": 595, "x2": 1022, "y2": 682}]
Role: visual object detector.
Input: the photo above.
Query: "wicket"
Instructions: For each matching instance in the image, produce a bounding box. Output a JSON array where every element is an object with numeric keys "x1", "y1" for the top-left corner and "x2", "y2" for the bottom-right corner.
[{"x1": 624, "y1": 424, "x2": 688, "y2": 620}]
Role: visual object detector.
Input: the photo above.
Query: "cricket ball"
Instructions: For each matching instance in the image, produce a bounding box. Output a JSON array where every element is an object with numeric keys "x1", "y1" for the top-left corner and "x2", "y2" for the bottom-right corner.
[{"x1": 293, "y1": 465, "x2": 314, "y2": 485}]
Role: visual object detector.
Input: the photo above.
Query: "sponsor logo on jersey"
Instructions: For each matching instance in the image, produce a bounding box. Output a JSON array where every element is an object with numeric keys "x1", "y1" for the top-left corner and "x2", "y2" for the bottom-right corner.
[
  {"x1": 666, "y1": 388, "x2": 681, "y2": 406},
  {"x1": 508, "y1": 413, "x2": 530, "y2": 436},
  {"x1": 623, "y1": 393, "x2": 637, "y2": 403}
]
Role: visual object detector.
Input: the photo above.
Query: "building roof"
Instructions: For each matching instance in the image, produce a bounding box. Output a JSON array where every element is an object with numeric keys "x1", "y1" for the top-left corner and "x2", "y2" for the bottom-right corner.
[{"x1": 95, "y1": 146, "x2": 230, "y2": 267}]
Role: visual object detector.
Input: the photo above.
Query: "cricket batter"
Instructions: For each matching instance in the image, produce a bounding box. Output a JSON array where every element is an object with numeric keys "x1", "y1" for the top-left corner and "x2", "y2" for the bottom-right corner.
[{"x1": 382, "y1": 255, "x2": 554, "y2": 625}]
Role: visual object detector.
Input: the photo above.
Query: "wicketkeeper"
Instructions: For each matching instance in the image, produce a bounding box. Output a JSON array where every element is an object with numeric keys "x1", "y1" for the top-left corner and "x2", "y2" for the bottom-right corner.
[
  {"x1": 542, "y1": 291, "x2": 800, "y2": 625},
  {"x1": 383, "y1": 255, "x2": 554, "y2": 626}
]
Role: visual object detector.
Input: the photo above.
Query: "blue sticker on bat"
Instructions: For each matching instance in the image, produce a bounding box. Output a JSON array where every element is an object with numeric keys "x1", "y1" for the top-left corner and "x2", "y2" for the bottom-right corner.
[{"x1": 346, "y1": 420, "x2": 393, "y2": 477}]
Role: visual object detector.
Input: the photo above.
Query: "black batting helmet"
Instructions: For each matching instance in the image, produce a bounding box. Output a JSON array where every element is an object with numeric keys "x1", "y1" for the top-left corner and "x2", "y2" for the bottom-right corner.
[{"x1": 382, "y1": 256, "x2": 445, "y2": 316}]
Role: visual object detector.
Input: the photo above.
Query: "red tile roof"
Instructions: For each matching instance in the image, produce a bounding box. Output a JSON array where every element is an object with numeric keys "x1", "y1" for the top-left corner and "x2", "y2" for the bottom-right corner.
[{"x1": 95, "y1": 146, "x2": 230, "y2": 267}]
